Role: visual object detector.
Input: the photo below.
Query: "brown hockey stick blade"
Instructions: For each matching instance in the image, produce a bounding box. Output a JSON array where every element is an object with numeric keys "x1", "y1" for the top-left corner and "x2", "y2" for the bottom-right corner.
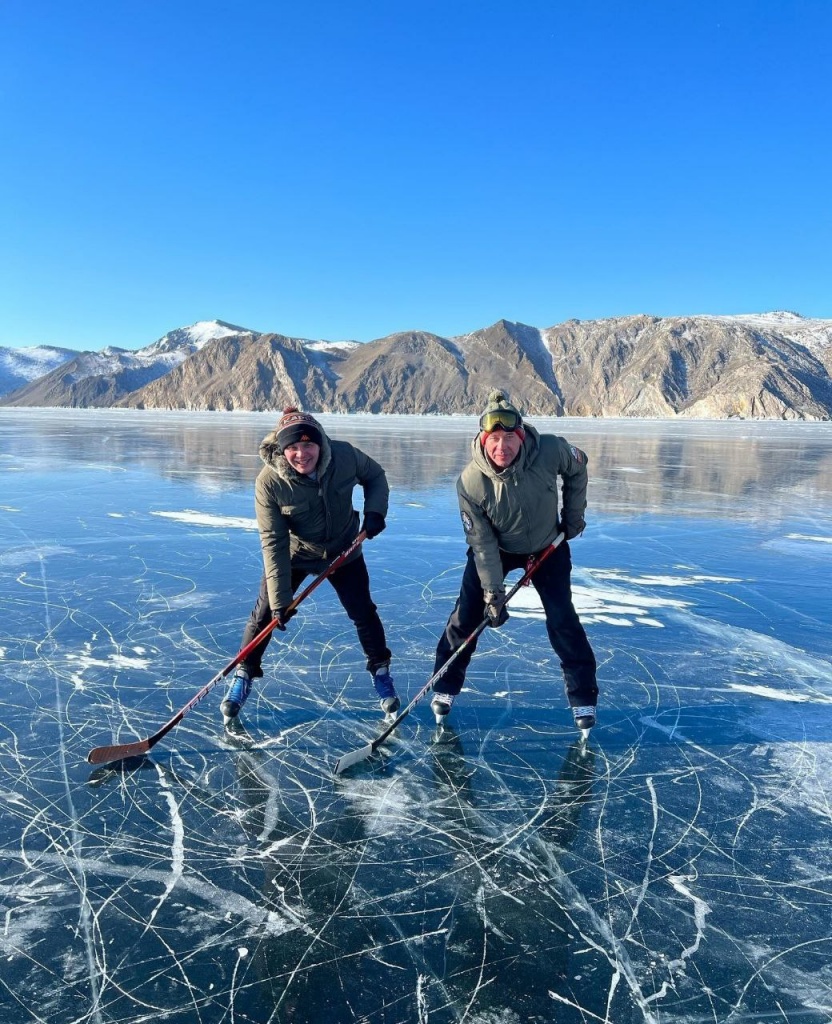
[
  {"x1": 87, "y1": 737, "x2": 153, "y2": 765},
  {"x1": 86, "y1": 532, "x2": 368, "y2": 765}
]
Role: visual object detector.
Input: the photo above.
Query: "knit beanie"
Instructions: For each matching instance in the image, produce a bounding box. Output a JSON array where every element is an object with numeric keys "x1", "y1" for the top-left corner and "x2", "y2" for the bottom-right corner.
[
  {"x1": 479, "y1": 390, "x2": 525, "y2": 442},
  {"x1": 275, "y1": 407, "x2": 324, "y2": 451}
]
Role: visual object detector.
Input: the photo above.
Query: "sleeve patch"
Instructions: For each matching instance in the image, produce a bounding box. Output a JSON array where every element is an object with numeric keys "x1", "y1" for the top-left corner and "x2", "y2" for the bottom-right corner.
[
  {"x1": 570, "y1": 445, "x2": 584, "y2": 464},
  {"x1": 461, "y1": 510, "x2": 474, "y2": 532}
]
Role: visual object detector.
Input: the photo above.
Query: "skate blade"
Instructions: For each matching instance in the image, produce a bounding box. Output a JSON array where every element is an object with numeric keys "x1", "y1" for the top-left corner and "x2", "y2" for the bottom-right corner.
[
  {"x1": 433, "y1": 724, "x2": 459, "y2": 744},
  {"x1": 223, "y1": 718, "x2": 254, "y2": 746},
  {"x1": 579, "y1": 727, "x2": 591, "y2": 742}
]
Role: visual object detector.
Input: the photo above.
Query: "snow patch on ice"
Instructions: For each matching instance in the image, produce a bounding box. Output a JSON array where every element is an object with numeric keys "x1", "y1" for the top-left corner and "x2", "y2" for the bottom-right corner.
[
  {"x1": 0, "y1": 901, "x2": 60, "y2": 956},
  {"x1": 592, "y1": 569, "x2": 742, "y2": 586},
  {"x1": 151, "y1": 510, "x2": 258, "y2": 530},
  {"x1": 0, "y1": 544, "x2": 74, "y2": 566},
  {"x1": 145, "y1": 592, "x2": 214, "y2": 610},
  {"x1": 509, "y1": 578, "x2": 689, "y2": 628},
  {"x1": 785, "y1": 533, "x2": 832, "y2": 544},
  {"x1": 467, "y1": 1010, "x2": 523, "y2": 1024},
  {"x1": 727, "y1": 683, "x2": 832, "y2": 704},
  {"x1": 344, "y1": 779, "x2": 422, "y2": 832},
  {"x1": 66, "y1": 653, "x2": 150, "y2": 670}
]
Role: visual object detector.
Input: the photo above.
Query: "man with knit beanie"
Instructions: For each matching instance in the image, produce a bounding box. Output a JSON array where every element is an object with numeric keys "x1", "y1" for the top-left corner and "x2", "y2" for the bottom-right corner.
[
  {"x1": 430, "y1": 390, "x2": 598, "y2": 735},
  {"x1": 221, "y1": 407, "x2": 398, "y2": 722}
]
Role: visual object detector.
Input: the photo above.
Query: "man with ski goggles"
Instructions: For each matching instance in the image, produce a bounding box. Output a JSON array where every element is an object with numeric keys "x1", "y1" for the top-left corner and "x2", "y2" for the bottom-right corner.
[
  {"x1": 478, "y1": 407, "x2": 523, "y2": 433},
  {"x1": 429, "y1": 390, "x2": 598, "y2": 735}
]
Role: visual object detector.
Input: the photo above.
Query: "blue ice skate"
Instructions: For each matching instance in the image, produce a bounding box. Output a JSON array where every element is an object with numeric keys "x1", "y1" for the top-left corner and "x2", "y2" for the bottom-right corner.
[
  {"x1": 373, "y1": 664, "x2": 400, "y2": 715},
  {"x1": 221, "y1": 667, "x2": 252, "y2": 722}
]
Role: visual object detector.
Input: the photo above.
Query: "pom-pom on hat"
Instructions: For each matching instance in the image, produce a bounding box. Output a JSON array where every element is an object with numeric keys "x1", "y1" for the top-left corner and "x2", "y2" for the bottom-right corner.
[
  {"x1": 275, "y1": 407, "x2": 323, "y2": 451},
  {"x1": 479, "y1": 390, "x2": 525, "y2": 443}
]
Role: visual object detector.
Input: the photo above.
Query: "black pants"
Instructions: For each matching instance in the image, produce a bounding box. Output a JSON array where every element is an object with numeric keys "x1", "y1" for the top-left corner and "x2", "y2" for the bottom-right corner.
[
  {"x1": 239, "y1": 554, "x2": 391, "y2": 677},
  {"x1": 432, "y1": 543, "x2": 598, "y2": 707}
]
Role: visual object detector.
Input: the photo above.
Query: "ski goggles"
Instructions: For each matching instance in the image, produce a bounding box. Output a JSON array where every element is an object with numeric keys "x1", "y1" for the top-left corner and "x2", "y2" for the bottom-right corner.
[{"x1": 479, "y1": 408, "x2": 522, "y2": 433}]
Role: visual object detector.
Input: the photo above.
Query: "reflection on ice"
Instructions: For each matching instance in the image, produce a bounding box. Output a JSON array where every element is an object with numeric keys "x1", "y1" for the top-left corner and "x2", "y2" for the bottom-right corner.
[{"x1": 1, "y1": 410, "x2": 831, "y2": 1023}]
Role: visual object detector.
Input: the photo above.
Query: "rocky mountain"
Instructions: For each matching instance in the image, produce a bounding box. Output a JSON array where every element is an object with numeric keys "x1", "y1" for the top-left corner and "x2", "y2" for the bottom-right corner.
[
  {"x1": 702, "y1": 312, "x2": 832, "y2": 378},
  {"x1": 0, "y1": 344, "x2": 76, "y2": 396},
  {"x1": 544, "y1": 314, "x2": 832, "y2": 418},
  {"x1": 2, "y1": 312, "x2": 831, "y2": 419},
  {"x1": 0, "y1": 320, "x2": 254, "y2": 407},
  {"x1": 124, "y1": 332, "x2": 357, "y2": 411}
]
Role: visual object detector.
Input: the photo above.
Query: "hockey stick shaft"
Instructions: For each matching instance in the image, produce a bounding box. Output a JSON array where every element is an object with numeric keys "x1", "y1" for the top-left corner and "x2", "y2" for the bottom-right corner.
[
  {"x1": 333, "y1": 532, "x2": 565, "y2": 775},
  {"x1": 87, "y1": 531, "x2": 368, "y2": 765}
]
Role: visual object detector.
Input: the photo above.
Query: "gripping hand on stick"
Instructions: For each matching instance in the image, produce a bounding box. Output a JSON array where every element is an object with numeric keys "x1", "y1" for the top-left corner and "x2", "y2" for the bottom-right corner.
[
  {"x1": 361, "y1": 511, "x2": 386, "y2": 539},
  {"x1": 274, "y1": 606, "x2": 296, "y2": 631},
  {"x1": 484, "y1": 590, "x2": 509, "y2": 628}
]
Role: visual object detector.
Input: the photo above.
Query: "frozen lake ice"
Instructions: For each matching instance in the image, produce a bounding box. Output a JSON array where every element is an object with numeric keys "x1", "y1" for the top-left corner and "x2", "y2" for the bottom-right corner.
[{"x1": 1, "y1": 409, "x2": 831, "y2": 1023}]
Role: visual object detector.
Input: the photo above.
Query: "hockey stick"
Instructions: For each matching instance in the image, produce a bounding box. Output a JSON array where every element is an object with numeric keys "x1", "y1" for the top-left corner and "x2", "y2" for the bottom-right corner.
[
  {"x1": 87, "y1": 531, "x2": 368, "y2": 765},
  {"x1": 333, "y1": 532, "x2": 565, "y2": 775}
]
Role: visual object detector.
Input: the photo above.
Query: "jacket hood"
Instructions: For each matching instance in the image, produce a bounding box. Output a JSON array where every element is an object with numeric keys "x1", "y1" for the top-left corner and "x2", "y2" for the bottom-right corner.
[{"x1": 259, "y1": 424, "x2": 333, "y2": 482}]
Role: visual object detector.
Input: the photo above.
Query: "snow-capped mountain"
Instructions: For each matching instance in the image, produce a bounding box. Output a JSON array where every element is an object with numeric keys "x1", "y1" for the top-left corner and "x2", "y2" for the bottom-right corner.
[
  {"x1": 144, "y1": 320, "x2": 257, "y2": 357},
  {"x1": 113, "y1": 314, "x2": 832, "y2": 420},
  {"x1": 699, "y1": 311, "x2": 832, "y2": 352},
  {"x1": 0, "y1": 320, "x2": 257, "y2": 406},
  {"x1": 2, "y1": 313, "x2": 831, "y2": 419},
  {"x1": 0, "y1": 344, "x2": 77, "y2": 396}
]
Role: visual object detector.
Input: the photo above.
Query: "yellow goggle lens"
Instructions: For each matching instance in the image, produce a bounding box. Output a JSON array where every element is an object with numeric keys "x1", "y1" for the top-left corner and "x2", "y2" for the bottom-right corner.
[{"x1": 479, "y1": 409, "x2": 521, "y2": 432}]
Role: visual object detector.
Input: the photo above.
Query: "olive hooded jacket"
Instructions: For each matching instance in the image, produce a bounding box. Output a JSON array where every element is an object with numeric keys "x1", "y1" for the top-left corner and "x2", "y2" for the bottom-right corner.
[
  {"x1": 254, "y1": 424, "x2": 389, "y2": 610},
  {"x1": 456, "y1": 424, "x2": 588, "y2": 595}
]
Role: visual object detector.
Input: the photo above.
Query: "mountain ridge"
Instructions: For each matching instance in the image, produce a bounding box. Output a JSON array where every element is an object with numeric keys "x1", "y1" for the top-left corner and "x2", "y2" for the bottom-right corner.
[{"x1": 1, "y1": 313, "x2": 830, "y2": 419}]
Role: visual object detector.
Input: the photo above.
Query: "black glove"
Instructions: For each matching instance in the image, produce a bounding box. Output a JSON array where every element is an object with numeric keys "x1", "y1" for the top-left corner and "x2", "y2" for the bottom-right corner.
[
  {"x1": 362, "y1": 511, "x2": 386, "y2": 539},
  {"x1": 484, "y1": 591, "x2": 509, "y2": 628},
  {"x1": 563, "y1": 520, "x2": 585, "y2": 541},
  {"x1": 273, "y1": 606, "x2": 296, "y2": 631}
]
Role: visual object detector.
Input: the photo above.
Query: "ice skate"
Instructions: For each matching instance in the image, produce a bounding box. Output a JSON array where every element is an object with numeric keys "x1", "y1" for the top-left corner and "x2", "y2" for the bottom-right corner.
[
  {"x1": 221, "y1": 668, "x2": 252, "y2": 724},
  {"x1": 222, "y1": 715, "x2": 254, "y2": 747},
  {"x1": 373, "y1": 664, "x2": 400, "y2": 715},
  {"x1": 431, "y1": 691, "x2": 455, "y2": 725},
  {"x1": 572, "y1": 705, "x2": 596, "y2": 741}
]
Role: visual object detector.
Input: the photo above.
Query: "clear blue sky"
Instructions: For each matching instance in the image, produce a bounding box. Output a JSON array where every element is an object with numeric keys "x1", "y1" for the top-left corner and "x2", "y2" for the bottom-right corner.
[{"x1": 1, "y1": 0, "x2": 830, "y2": 351}]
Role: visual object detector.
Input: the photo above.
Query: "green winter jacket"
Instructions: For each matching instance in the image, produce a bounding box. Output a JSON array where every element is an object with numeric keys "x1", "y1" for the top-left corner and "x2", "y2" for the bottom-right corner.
[
  {"x1": 456, "y1": 424, "x2": 588, "y2": 595},
  {"x1": 254, "y1": 427, "x2": 389, "y2": 610}
]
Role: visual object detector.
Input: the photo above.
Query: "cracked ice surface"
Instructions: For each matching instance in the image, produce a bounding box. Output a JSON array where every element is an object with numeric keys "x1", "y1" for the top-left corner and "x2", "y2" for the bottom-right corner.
[{"x1": 1, "y1": 410, "x2": 831, "y2": 1023}]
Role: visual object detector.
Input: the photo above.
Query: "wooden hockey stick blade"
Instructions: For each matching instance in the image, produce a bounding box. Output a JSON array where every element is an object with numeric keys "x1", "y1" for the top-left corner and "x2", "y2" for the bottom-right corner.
[
  {"x1": 333, "y1": 741, "x2": 375, "y2": 776},
  {"x1": 86, "y1": 532, "x2": 369, "y2": 766},
  {"x1": 87, "y1": 737, "x2": 153, "y2": 765},
  {"x1": 87, "y1": 682, "x2": 208, "y2": 764}
]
